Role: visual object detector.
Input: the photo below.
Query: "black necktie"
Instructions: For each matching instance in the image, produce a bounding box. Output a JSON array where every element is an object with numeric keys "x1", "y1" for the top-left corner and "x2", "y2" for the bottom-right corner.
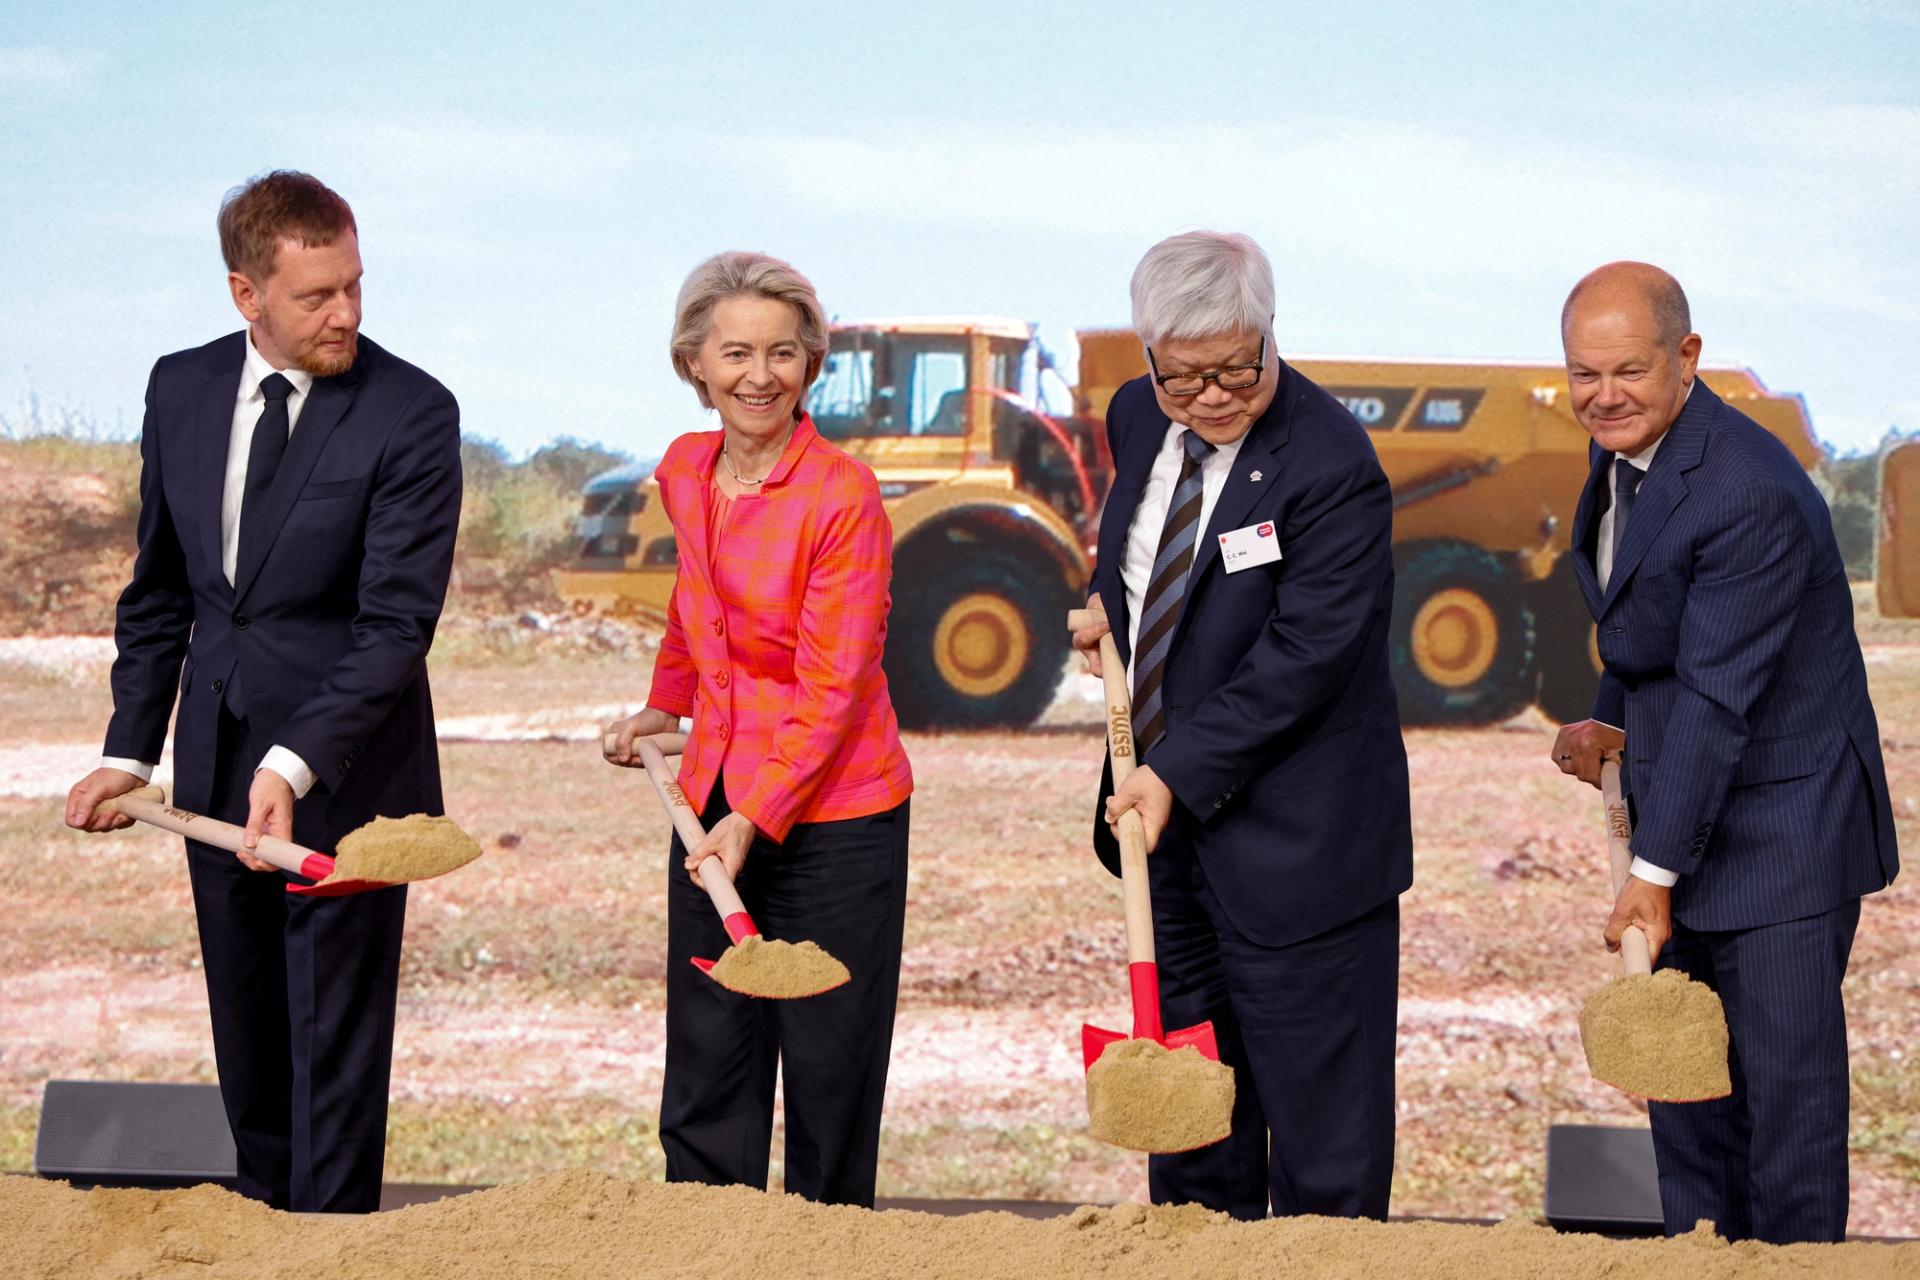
[
  {"x1": 1611, "y1": 460, "x2": 1644, "y2": 564},
  {"x1": 239, "y1": 373, "x2": 294, "y2": 561}
]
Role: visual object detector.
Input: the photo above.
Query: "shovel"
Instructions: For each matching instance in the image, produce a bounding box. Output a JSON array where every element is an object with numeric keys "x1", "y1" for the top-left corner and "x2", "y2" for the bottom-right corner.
[
  {"x1": 614, "y1": 731, "x2": 848, "y2": 999},
  {"x1": 1578, "y1": 758, "x2": 1732, "y2": 1102},
  {"x1": 1067, "y1": 610, "x2": 1220, "y2": 1068},
  {"x1": 100, "y1": 786, "x2": 476, "y2": 897}
]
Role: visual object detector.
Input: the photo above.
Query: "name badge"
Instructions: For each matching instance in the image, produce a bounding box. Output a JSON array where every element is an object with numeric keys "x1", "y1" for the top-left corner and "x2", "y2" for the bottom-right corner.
[{"x1": 1218, "y1": 521, "x2": 1282, "y2": 573}]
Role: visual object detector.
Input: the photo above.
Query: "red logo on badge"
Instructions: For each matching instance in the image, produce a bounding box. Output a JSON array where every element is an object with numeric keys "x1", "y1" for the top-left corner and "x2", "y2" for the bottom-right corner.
[
  {"x1": 1257, "y1": 523, "x2": 1273, "y2": 537},
  {"x1": 1220, "y1": 534, "x2": 1229, "y2": 543}
]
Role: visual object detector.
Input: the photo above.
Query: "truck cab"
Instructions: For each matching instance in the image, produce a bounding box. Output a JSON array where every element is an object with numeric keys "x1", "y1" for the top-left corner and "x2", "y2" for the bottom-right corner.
[{"x1": 558, "y1": 317, "x2": 1111, "y2": 727}]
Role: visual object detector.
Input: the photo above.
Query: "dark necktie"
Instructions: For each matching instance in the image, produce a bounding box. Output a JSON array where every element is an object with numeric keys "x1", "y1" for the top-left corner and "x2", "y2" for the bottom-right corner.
[
  {"x1": 1132, "y1": 429, "x2": 1214, "y2": 751},
  {"x1": 239, "y1": 373, "x2": 294, "y2": 563},
  {"x1": 1611, "y1": 459, "x2": 1645, "y2": 565}
]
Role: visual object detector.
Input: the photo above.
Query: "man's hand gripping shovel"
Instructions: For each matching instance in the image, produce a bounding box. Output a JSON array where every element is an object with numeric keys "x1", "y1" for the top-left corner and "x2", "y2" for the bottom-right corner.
[{"x1": 1067, "y1": 610, "x2": 1222, "y2": 1065}]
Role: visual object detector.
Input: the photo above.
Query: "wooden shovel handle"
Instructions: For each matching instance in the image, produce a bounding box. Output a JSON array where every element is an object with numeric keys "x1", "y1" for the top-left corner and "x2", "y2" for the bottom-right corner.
[
  {"x1": 103, "y1": 788, "x2": 334, "y2": 880},
  {"x1": 1600, "y1": 758, "x2": 1654, "y2": 977},
  {"x1": 1069, "y1": 611, "x2": 1155, "y2": 970},
  {"x1": 632, "y1": 735, "x2": 750, "y2": 925},
  {"x1": 603, "y1": 731, "x2": 688, "y2": 759}
]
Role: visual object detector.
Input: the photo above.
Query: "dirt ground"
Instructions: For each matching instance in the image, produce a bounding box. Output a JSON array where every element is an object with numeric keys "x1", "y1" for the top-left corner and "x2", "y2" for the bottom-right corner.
[{"x1": 2, "y1": 593, "x2": 1916, "y2": 1233}]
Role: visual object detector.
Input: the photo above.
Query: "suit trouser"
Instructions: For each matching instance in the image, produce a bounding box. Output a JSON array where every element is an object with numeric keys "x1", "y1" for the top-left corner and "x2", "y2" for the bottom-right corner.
[
  {"x1": 1144, "y1": 838, "x2": 1399, "y2": 1221},
  {"x1": 660, "y1": 787, "x2": 910, "y2": 1208},
  {"x1": 1649, "y1": 898, "x2": 1861, "y2": 1244},
  {"x1": 185, "y1": 707, "x2": 408, "y2": 1212}
]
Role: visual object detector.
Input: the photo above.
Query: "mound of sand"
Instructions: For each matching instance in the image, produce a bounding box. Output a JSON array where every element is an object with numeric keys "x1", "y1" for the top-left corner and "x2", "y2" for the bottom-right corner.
[
  {"x1": 708, "y1": 936, "x2": 850, "y2": 998},
  {"x1": 1085, "y1": 1037, "x2": 1235, "y2": 1153},
  {"x1": 1580, "y1": 969, "x2": 1732, "y2": 1101},
  {"x1": 325, "y1": 814, "x2": 483, "y2": 886},
  {"x1": 2, "y1": 1169, "x2": 1913, "y2": 1279}
]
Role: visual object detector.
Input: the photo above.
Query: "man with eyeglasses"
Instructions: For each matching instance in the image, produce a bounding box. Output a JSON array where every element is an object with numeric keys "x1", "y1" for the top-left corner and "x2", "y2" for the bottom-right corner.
[{"x1": 1071, "y1": 230, "x2": 1411, "y2": 1220}]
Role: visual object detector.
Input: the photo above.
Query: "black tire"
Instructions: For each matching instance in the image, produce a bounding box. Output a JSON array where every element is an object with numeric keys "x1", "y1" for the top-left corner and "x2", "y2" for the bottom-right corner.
[
  {"x1": 1390, "y1": 541, "x2": 1537, "y2": 726},
  {"x1": 1534, "y1": 556, "x2": 1604, "y2": 725},
  {"x1": 885, "y1": 551, "x2": 1069, "y2": 729}
]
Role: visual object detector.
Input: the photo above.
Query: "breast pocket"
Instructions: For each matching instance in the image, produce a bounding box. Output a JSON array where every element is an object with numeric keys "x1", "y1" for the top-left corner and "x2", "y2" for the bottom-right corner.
[
  {"x1": 1601, "y1": 569, "x2": 1685, "y2": 672},
  {"x1": 298, "y1": 478, "x2": 365, "y2": 501}
]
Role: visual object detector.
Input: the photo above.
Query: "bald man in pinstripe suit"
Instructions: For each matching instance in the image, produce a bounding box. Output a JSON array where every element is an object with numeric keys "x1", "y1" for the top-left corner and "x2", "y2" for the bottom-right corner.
[{"x1": 1551, "y1": 262, "x2": 1898, "y2": 1244}]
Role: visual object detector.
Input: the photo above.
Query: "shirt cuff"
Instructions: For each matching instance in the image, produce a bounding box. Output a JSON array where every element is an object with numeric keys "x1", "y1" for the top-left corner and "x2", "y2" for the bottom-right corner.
[
  {"x1": 100, "y1": 757, "x2": 155, "y2": 782},
  {"x1": 257, "y1": 746, "x2": 317, "y2": 800},
  {"x1": 1629, "y1": 856, "x2": 1680, "y2": 888}
]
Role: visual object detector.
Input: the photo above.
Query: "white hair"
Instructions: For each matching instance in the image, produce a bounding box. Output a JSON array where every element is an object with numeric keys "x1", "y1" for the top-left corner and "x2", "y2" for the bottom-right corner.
[{"x1": 1129, "y1": 230, "x2": 1275, "y2": 347}]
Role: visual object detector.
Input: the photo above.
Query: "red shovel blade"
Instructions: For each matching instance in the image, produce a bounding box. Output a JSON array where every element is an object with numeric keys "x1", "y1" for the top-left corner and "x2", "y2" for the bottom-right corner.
[
  {"x1": 1083, "y1": 1023, "x2": 1126, "y2": 1070},
  {"x1": 687, "y1": 912, "x2": 847, "y2": 999},
  {"x1": 1081, "y1": 1020, "x2": 1222, "y2": 1072},
  {"x1": 690, "y1": 953, "x2": 849, "y2": 999},
  {"x1": 1165, "y1": 1020, "x2": 1220, "y2": 1060},
  {"x1": 286, "y1": 877, "x2": 395, "y2": 898},
  {"x1": 689, "y1": 909, "x2": 759, "y2": 977}
]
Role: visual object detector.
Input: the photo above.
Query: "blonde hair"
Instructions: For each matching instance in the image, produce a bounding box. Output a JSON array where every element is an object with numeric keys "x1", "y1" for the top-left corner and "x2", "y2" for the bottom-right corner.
[{"x1": 670, "y1": 251, "x2": 830, "y2": 410}]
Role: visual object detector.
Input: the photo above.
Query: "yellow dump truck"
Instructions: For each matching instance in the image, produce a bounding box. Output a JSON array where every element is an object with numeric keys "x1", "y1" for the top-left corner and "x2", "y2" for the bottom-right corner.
[
  {"x1": 560, "y1": 320, "x2": 1822, "y2": 728},
  {"x1": 1079, "y1": 331, "x2": 1822, "y2": 725}
]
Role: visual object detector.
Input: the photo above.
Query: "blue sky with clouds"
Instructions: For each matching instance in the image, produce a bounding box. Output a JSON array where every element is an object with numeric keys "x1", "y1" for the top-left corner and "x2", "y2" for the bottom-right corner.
[{"x1": 4, "y1": 0, "x2": 1916, "y2": 458}]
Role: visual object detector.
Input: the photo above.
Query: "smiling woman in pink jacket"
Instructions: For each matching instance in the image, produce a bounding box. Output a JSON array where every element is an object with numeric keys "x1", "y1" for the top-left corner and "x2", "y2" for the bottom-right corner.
[{"x1": 606, "y1": 251, "x2": 912, "y2": 1208}]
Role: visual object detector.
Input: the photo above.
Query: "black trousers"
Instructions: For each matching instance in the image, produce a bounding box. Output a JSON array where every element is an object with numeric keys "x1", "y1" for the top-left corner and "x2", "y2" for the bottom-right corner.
[
  {"x1": 1649, "y1": 898, "x2": 1862, "y2": 1243},
  {"x1": 185, "y1": 708, "x2": 408, "y2": 1212},
  {"x1": 1144, "y1": 838, "x2": 1400, "y2": 1221},
  {"x1": 660, "y1": 788, "x2": 910, "y2": 1208}
]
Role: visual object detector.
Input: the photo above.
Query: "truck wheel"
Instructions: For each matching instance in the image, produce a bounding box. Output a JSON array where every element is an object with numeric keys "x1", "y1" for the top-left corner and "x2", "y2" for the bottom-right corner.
[
  {"x1": 886, "y1": 555, "x2": 1067, "y2": 729},
  {"x1": 1534, "y1": 557, "x2": 1603, "y2": 725},
  {"x1": 1390, "y1": 541, "x2": 1537, "y2": 725}
]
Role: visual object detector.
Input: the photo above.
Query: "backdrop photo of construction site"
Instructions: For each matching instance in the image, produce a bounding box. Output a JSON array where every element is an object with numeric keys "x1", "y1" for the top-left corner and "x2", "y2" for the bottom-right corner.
[{"x1": 4, "y1": 326, "x2": 1918, "y2": 1236}]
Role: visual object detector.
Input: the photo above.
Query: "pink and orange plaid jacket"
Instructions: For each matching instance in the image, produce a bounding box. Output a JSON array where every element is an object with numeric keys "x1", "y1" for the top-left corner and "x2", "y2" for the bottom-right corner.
[{"x1": 647, "y1": 416, "x2": 913, "y2": 841}]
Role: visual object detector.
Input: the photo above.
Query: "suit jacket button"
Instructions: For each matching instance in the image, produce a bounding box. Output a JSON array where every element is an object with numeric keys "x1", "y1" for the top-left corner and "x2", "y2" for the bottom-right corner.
[
  {"x1": 715, "y1": 671, "x2": 729, "y2": 688},
  {"x1": 710, "y1": 618, "x2": 724, "y2": 636},
  {"x1": 211, "y1": 678, "x2": 224, "y2": 694},
  {"x1": 234, "y1": 614, "x2": 249, "y2": 630}
]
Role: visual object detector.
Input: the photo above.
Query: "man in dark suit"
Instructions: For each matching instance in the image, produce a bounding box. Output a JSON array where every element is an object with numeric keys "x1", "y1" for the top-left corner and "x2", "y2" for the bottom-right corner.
[
  {"x1": 1551, "y1": 261, "x2": 1897, "y2": 1244},
  {"x1": 64, "y1": 171, "x2": 462, "y2": 1213},
  {"x1": 1072, "y1": 230, "x2": 1412, "y2": 1220}
]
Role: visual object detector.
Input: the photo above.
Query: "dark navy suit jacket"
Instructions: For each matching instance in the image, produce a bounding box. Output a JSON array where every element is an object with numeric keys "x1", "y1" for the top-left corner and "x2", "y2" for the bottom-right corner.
[
  {"x1": 1090, "y1": 367, "x2": 1413, "y2": 948},
  {"x1": 103, "y1": 331, "x2": 462, "y2": 847},
  {"x1": 1573, "y1": 381, "x2": 1897, "y2": 931}
]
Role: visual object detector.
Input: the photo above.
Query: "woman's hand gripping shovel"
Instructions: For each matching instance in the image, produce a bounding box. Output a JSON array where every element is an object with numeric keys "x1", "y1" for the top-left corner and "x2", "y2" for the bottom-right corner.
[
  {"x1": 606, "y1": 732, "x2": 849, "y2": 1000},
  {"x1": 1577, "y1": 758, "x2": 1731, "y2": 1103},
  {"x1": 100, "y1": 787, "x2": 480, "y2": 896},
  {"x1": 1068, "y1": 609, "x2": 1235, "y2": 1153}
]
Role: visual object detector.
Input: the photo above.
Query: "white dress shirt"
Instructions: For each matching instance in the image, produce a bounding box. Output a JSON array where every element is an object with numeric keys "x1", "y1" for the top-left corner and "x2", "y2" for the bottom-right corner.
[
  {"x1": 1594, "y1": 385, "x2": 1687, "y2": 888},
  {"x1": 102, "y1": 332, "x2": 320, "y2": 799},
  {"x1": 1596, "y1": 431, "x2": 1664, "y2": 596},
  {"x1": 1120, "y1": 423, "x2": 1247, "y2": 682}
]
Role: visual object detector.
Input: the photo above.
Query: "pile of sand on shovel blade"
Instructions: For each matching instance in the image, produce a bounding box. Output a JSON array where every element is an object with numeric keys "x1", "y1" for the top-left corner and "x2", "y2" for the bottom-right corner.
[
  {"x1": 1086, "y1": 1038, "x2": 1235, "y2": 1152},
  {"x1": 321, "y1": 814, "x2": 483, "y2": 886},
  {"x1": 709, "y1": 935, "x2": 851, "y2": 998},
  {"x1": 1580, "y1": 968, "x2": 1732, "y2": 1101}
]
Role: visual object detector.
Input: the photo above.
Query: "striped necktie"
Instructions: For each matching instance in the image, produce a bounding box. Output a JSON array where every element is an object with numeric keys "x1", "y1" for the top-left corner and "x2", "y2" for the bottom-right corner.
[{"x1": 1132, "y1": 429, "x2": 1214, "y2": 750}]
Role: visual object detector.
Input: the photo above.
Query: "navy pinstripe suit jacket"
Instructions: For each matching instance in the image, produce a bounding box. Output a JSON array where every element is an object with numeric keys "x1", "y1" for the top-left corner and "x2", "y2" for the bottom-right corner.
[{"x1": 1572, "y1": 380, "x2": 1898, "y2": 931}]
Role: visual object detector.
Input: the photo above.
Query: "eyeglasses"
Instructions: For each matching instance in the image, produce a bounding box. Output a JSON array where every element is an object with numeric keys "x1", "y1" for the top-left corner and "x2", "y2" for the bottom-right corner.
[{"x1": 1147, "y1": 336, "x2": 1266, "y2": 397}]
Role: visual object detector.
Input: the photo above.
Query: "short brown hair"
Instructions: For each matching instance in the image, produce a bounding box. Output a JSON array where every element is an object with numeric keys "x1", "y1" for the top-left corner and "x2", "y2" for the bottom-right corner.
[
  {"x1": 669, "y1": 251, "x2": 830, "y2": 410},
  {"x1": 218, "y1": 171, "x2": 357, "y2": 280}
]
